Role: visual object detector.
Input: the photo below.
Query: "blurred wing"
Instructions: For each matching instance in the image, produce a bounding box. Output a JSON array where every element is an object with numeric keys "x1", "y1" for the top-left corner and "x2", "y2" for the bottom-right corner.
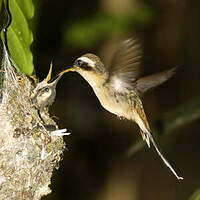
[
  {"x1": 136, "y1": 67, "x2": 177, "y2": 95},
  {"x1": 107, "y1": 38, "x2": 142, "y2": 93}
]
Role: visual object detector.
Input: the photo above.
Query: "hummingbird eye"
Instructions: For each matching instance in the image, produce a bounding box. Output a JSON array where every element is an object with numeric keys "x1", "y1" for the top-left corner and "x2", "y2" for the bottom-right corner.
[
  {"x1": 76, "y1": 59, "x2": 92, "y2": 71},
  {"x1": 76, "y1": 60, "x2": 83, "y2": 67}
]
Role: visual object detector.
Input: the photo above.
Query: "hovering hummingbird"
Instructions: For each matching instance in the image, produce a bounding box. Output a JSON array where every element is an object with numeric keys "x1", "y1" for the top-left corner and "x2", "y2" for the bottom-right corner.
[{"x1": 60, "y1": 38, "x2": 183, "y2": 180}]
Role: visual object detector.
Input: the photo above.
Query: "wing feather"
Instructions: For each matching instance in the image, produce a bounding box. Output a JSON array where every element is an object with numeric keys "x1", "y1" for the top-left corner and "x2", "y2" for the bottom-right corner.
[
  {"x1": 107, "y1": 37, "x2": 142, "y2": 93},
  {"x1": 136, "y1": 67, "x2": 177, "y2": 95}
]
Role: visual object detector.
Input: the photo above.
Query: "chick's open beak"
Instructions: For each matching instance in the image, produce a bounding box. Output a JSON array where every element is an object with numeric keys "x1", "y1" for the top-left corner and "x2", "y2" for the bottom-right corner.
[
  {"x1": 45, "y1": 63, "x2": 74, "y2": 85},
  {"x1": 45, "y1": 62, "x2": 53, "y2": 83}
]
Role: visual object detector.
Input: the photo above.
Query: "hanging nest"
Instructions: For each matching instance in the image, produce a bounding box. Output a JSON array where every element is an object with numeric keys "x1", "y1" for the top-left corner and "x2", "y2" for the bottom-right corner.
[{"x1": 0, "y1": 44, "x2": 67, "y2": 200}]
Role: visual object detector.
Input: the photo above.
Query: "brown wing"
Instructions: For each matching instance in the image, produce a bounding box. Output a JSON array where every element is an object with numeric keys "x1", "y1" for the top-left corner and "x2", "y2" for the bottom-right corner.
[
  {"x1": 136, "y1": 67, "x2": 177, "y2": 95},
  {"x1": 107, "y1": 38, "x2": 143, "y2": 93}
]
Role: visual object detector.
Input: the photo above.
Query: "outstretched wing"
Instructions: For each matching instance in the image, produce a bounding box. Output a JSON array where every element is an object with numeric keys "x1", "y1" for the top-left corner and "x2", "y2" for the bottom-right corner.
[
  {"x1": 136, "y1": 67, "x2": 177, "y2": 95},
  {"x1": 107, "y1": 38, "x2": 142, "y2": 93}
]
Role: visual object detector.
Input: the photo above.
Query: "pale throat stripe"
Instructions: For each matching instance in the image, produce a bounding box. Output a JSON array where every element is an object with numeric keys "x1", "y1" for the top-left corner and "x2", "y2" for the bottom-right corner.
[{"x1": 79, "y1": 57, "x2": 95, "y2": 67}]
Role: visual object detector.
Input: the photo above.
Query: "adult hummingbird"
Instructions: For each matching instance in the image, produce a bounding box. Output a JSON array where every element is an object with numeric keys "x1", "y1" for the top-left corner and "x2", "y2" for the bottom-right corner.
[{"x1": 61, "y1": 38, "x2": 183, "y2": 180}]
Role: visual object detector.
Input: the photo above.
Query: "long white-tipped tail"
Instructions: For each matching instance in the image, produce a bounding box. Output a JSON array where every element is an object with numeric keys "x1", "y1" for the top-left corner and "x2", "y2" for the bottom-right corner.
[{"x1": 145, "y1": 130, "x2": 183, "y2": 180}]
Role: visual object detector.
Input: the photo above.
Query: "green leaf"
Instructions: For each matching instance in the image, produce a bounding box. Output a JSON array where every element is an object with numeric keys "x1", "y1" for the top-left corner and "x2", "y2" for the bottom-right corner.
[
  {"x1": 6, "y1": 0, "x2": 34, "y2": 75},
  {"x1": 189, "y1": 189, "x2": 200, "y2": 200}
]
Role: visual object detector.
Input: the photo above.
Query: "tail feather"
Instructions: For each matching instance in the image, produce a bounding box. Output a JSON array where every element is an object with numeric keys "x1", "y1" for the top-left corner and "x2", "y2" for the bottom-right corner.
[
  {"x1": 145, "y1": 130, "x2": 183, "y2": 180},
  {"x1": 140, "y1": 130, "x2": 150, "y2": 148},
  {"x1": 134, "y1": 100, "x2": 183, "y2": 179}
]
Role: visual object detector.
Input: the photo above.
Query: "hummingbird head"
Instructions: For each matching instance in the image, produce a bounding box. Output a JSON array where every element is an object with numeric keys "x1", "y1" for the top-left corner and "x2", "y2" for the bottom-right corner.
[
  {"x1": 61, "y1": 53, "x2": 108, "y2": 88},
  {"x1": 74, "y1": 53, "x2": 105, "y2": 73},
  {"x1": 31, "y1": 63, "x2": 62, "y2": 110}
]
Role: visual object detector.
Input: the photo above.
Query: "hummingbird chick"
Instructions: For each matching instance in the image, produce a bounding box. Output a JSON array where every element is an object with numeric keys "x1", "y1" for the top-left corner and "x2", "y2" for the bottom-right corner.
[
  {"x1": 61, "y1": 38, "x2": 183, "y2": 180},
  {"x1": 31, "y1": 63, "x2": 63, "y2": 119}
]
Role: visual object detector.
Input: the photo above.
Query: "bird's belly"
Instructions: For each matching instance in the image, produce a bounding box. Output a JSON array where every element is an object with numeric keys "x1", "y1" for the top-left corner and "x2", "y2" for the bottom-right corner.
[
  {"x1": 101, "y1": 99, "x2": 124, "y2": 116},
  {"x1": 95, "y1": 89, "x2": 126, "y2": 117}
]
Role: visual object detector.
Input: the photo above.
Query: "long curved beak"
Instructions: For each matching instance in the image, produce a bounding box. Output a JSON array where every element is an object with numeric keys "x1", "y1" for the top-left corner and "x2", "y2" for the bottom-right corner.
[
  {"x1": 59, "y1": 66, "x2": 75, "y2": 76},
  {"x1": 47, "y1": 66, "x2": 75, "y2": 86}
]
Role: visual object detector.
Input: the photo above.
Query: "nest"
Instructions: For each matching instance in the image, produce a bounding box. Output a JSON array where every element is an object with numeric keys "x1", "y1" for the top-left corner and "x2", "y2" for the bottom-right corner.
[{"x1": 0, "y1": 44, "x2": 67, "y2": 200}]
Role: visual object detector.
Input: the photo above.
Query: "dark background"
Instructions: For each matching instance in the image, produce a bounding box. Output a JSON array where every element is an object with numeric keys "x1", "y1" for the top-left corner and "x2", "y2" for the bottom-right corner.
[{"x1": 32, "y1": 0, "x2": 200, "y2": 199}]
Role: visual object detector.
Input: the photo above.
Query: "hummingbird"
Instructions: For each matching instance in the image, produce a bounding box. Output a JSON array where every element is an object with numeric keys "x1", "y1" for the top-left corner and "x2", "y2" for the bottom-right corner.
[
  {"x1": 31, "y1": 63, "x2": 63, "y2": 116},
  {"x1": 31, "y1": 63, "x2": 70, "y2": 136},
  {"x1": 61, "y1": 38, "x2": 183, "y2": 180}
]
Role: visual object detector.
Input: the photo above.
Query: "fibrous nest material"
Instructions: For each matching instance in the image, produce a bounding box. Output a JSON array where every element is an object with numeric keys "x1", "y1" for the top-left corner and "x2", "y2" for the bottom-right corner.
[{"x1": 0, "y1": 44, "x2": 67, "y2": 200}]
